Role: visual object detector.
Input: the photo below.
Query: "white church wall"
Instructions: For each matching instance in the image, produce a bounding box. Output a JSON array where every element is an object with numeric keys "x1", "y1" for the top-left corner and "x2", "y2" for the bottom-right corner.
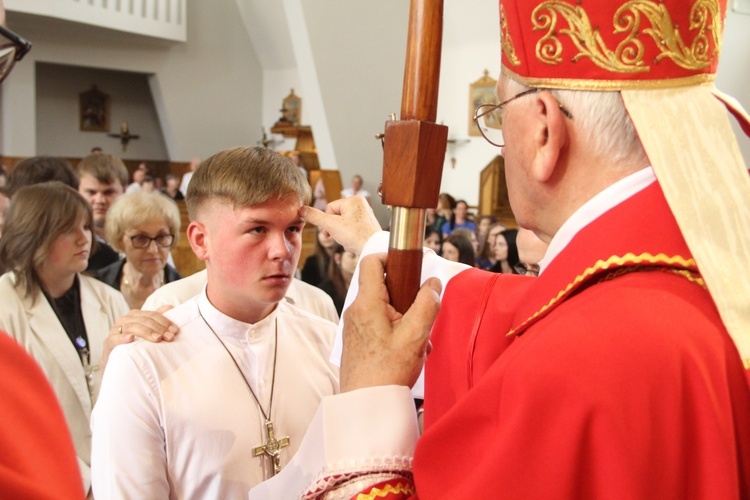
[
  {"x1": 7, "y1": 0, "x2": 187, "y2": 42},
  {"x1": 270, "y1": 0, "x2": 749, "y2": 228},
  {"x1": 717, "y1": 7, "x2": 750, "y2": 166},
  {"x1": 437, "y1": 0, "x2": 502, "y2": 211},
  {"x1": 3, "y1": 0, "x2": 263, "y2": 162},
  {"x1": 298, "y1": 0, "x2": 409, "y2": 226},
  {"x1": 283, "y1": 0, "x2": 504, "y2": 225},
  {"x1": 35, "y1": 63, "x2": 169, "y2": 159}
]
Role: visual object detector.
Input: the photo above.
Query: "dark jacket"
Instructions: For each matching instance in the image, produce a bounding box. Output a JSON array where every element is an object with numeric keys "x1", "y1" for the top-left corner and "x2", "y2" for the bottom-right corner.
[
  {"x1": 95, "y1": 259, "x2": 183, "y2": 291},
  {"x1": 86, "y1": 238, "x2": 120, "y2": 273}
]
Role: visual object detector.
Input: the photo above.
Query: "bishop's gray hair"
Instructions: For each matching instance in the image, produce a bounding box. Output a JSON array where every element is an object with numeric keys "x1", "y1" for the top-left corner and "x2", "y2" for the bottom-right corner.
[{"x1": 500, "y1": 77, "x2": 648, "y2": 169}]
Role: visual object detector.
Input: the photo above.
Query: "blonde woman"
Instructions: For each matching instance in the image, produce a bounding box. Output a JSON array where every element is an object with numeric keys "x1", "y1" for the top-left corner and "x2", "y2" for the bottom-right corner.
[
  {"x1": 96, "y1": 190, "x2": 182, "y2": 309},
  {"x1": 0, "y1": 181, "x2": 129, "y2": 496}
]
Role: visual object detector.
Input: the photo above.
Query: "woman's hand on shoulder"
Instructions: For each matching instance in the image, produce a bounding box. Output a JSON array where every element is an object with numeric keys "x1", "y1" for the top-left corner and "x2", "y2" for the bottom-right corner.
[{"x1": 101, "y1": 306, "x2": 178, "y2": 373}]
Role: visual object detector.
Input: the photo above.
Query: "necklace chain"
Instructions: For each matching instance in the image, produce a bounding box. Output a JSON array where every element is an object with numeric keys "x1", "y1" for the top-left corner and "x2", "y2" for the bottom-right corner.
[
  {"x1": 198, "y1": 305, "x2": 289, "y2": 476},
  {"x1": 197, "y1": 305, "x2": 278, "y2": 421}
]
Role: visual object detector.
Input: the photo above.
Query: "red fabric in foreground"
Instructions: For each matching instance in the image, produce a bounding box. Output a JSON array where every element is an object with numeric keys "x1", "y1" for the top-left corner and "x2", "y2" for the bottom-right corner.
[
  {"x1": 414, "y1": 182, "x2": 750, "y2": 499},
  {"x1": 0, "y1": 330, "x2": 84, "y2": 499}
]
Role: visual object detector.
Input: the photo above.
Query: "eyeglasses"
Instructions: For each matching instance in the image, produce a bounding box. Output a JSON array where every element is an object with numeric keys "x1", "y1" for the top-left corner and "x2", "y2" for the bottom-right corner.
[
  {"x1": 0, "y1": 25, "x2": 32, "y2": 84},
  {"x1": 129, "y1": 233, "x2": 174, "y2": 249},
  {"x1": 473, "y1": 88, "x2": 574, "y2": 148}
]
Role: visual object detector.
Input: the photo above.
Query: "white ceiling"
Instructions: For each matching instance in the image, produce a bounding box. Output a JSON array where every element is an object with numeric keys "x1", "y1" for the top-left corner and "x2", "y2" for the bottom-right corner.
[
  {"x1": 235, "y1": 0, "x2": 501, "y2": 72},
  {"x1": 235, "y1": 0, "x2": 296, "y2": 70}
]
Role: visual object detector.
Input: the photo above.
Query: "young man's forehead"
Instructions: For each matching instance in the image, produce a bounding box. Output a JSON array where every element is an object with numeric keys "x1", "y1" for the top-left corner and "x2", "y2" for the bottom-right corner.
[
  {"x1": 202, "y1": 194, "x2": 303, "y2": 220},
  {"x1": 79, "y1": 173, "x2": 123, "y2": 190}
]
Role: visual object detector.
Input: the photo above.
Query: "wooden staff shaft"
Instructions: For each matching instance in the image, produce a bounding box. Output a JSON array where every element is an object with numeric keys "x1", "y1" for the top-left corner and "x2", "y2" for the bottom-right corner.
[{"x1": 382, "y1": 0, "x2": 447, "y2": 314}]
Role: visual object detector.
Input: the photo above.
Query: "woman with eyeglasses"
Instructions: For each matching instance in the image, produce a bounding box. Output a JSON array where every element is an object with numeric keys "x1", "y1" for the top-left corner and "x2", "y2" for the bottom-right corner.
[
  {"x1": 95, "y1": 190, "x2": 182, "y2": 309},
  {"x1": 0, "y1": 181, "x2": 130, "y2": 495}
]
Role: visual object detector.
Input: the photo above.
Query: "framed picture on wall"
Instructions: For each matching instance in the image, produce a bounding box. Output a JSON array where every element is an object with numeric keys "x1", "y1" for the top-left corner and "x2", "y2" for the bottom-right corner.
[
  {"x1": 79, "y1": 86, "x2": 110, "y2": 132},
  {"x1": 468, "y1": 70, "x2": 498, "y2": 137}
]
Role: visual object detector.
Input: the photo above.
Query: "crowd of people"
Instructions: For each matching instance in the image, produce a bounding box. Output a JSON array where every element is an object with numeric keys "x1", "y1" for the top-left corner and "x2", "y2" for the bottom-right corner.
[
  {"x1": 0, "y1": 148, "x2": 200, "y2": 495},
  {"x1": 0, "y1": 142, "x2": 537, "y2": 497},
  {"x1": 422, "y1": 194, "x2": 541, "y2": 275},
  {"x1": 1, "y1": 0, "x2": 749, "y2": 498}
]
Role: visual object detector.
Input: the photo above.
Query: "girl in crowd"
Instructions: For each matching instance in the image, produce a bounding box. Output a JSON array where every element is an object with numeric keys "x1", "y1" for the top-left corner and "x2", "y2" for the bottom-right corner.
[
  {"x1": 424, "y1": 226, "x2": 442, "y2": 255},
  {"x1": 475, "y1": 221, "x2": 507, "y2": 270},
  {"x1": 441, "y1": 231, "x2": 476, "y2": 267},
  {"x1": 428, "y1": 192, "x2": 455, "y2": 234},
  {"x1": 475, "y1": 214, "x2": 495, "y2": 251},
  {"x1": 453, "y1": 228, "x2": 479, "y2": 256},
  {"x1": 96, "y1": 191, "x2": 182, "y2": 309},
  {"x1": 490, "y1": 228, "x2": 520, "y2": 274},
  {"x1": 0, "y1": 181, "x2": 129, "y2": 495},
  {"x1": 441, "y1": 199, "x2": 476, "y2": 237},
  {"x1": 301, "y1": 225, "x2": 335, "y2": 287},
  {"x1": 318, "y1": 243, "x2": 359, "y2": 315}
]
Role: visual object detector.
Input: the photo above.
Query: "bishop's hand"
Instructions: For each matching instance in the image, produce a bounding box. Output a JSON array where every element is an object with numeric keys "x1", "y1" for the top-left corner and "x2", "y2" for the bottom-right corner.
[
  {"x1": 300, "y1": 196, "x2": 382, "y2": 256},
  {"x1": 340, "y1": 253, "x2": 441, "y2": 392}
]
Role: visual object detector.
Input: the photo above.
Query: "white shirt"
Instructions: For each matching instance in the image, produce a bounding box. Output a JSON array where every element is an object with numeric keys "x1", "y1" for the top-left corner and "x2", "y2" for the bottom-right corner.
[
  {"x1": 91, "y1": 292, "x2": 339, "y2": 499},
  {"x1": 142, "y1": 269, "x2": 339, "y2": 323},
  {"x1": 125, "y1": 182, "x2": 142, "y2": 194},
  {"x1": 340, "y1": 187, "x2": 371, "y2": 199}
]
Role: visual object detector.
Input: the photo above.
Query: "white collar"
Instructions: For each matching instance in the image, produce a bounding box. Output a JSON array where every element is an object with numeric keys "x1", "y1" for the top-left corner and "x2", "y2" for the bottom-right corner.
[
  {"x1": 197, "y1": 288, "x2": 277, "y2": 341},
  {"x1": 538, "y1": 166, "x2": 656, "y2": 274}
]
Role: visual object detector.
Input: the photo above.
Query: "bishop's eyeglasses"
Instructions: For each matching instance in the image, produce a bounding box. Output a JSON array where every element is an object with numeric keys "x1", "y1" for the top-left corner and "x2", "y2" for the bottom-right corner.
[
  {"x1": 473, "y1": 88, "x2": 574, "y2": 148},
  {"x1": 0, "y1": 24, "x2": 32, "y2": 84}
]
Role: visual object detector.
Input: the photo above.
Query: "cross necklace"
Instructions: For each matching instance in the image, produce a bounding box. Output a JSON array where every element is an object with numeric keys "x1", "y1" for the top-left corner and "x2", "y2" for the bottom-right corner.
[{"x1": 198, "y1": 307, "x2": 290, "y2": 476}]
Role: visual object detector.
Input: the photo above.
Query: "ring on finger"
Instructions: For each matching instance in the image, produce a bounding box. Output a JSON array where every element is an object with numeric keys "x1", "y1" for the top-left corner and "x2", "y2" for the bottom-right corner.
[{"x1": 118, "y1": 325, "x2": 123, "y2": 335}]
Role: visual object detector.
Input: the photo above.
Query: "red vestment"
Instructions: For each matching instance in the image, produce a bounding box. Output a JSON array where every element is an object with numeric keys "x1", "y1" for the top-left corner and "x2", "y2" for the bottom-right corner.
[
  {"x1": 0, "y1": 331, "x2": 84, "y2": 499},
  {"x1": 414, "y1": 182, "x2": 750, "y2": 498}
]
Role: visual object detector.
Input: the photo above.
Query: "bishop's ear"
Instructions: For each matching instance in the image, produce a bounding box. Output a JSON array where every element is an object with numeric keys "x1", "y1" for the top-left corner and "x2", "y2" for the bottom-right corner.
[
  {"x1": 186, "y1": 221, "x2": 209, "y2": 262},
  {"x1": 530, "y1": 90, "x2": 569, "y2": 183}
]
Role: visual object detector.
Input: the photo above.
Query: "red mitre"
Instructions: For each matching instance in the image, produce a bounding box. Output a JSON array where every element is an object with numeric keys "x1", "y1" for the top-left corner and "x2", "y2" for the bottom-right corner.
[
  {"x1": 500, "y1": 0, "x2": 726, "y2": 90},
  {"x1": 497, "y1": 0, "x2": 750, "y2": 367}
]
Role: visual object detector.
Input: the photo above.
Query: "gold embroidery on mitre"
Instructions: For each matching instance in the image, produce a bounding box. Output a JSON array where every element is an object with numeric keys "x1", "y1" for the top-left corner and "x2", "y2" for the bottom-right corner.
[
  {"x1": 531, "y1": 0, "x2": 722, "y2": 73},
  {"x1": 502, "y1": 65, "x2": 716, "y2": 90},
  {"x1": 356, "y1": 481, "x2": 416, "y2": 499},
  {"x1": 507, "y1": 253, "x2": 698, "y2": 337},
  {"x1": 501, "y1": 5, "x2": 521, "y2": 66}
]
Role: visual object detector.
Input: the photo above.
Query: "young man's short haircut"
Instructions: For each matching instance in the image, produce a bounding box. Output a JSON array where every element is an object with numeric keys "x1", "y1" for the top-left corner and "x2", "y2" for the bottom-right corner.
[
  {"x1": 76, "y1": 153, "x2": 129, "y2": 188},
  {"x1": 186, "y1": 146, "x2": 312, "y2": 220}
]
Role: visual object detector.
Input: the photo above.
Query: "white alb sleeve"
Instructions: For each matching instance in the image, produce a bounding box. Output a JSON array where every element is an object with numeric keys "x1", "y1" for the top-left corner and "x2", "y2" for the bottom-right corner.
[
  {"x1": 91, "y1": 344, "x2": 170, "y2": 498},
  {"x1": 248, "y1": 385, "x2": 418, "y2": 499},
  {"x1": 329, "y1": 231, "x2": 470, "y2": 398}
]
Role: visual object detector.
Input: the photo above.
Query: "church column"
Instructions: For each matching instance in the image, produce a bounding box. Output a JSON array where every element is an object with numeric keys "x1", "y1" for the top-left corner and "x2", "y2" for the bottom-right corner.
[
  {"x1": 1, "y1": 56, "x2": 36, "y2": 157},
  {"x1": 282, "y1": 0, "x2": 338, "y2": 170}
]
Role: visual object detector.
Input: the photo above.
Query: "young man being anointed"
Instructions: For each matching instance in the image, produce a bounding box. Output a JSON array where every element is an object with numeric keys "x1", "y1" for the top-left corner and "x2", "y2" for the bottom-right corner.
[{"x1": 91, "y1": 146, "x2": 339, "y2": 498}]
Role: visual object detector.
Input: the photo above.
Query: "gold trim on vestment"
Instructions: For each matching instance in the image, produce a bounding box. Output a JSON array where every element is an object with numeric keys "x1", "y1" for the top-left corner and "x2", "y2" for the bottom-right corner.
[
  {"x1": 356, "y1": 481, "x2": 416, "y2": 500},
  {"x1": 507, "y1": 253, "x2": 698, "y2": 337},
  {"x1": 501, "y1": 66, "x2": 716, "y2": 90}
]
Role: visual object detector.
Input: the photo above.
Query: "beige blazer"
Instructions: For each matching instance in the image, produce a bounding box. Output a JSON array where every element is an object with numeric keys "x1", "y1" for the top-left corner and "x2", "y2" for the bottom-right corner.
[{"x1": 0, "y1": 272, "x2": 129, "y2": 495}]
